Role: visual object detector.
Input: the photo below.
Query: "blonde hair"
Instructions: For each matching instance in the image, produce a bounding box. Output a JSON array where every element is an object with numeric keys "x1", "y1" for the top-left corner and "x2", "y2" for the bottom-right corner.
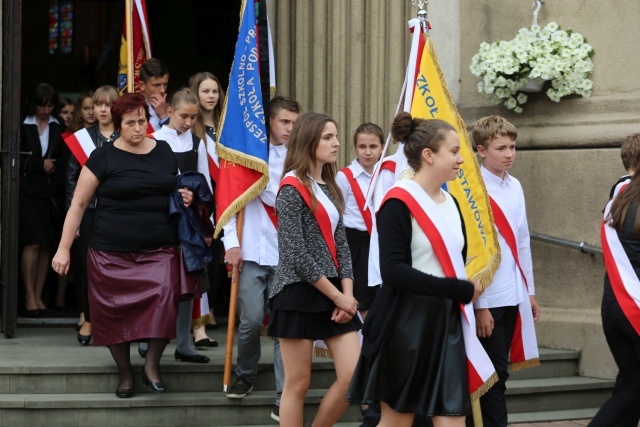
[
  {"x1": 471, "y1": 115, "x2": 518, "y2": 149},
  {"x1": 168, "y1": 88, "x2": 199, "y2": 110},
  {"x1": 621, "y1": 133, "x2": 640, "y2": 172},
  {"x1": 92, "y1": 86, "x2": 118, "y2": 106}
]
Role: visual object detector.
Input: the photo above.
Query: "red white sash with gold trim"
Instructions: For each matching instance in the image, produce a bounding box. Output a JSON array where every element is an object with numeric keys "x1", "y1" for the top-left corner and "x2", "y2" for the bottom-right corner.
[
  {"x1": 341, "y1": 166, "x2": 373, "y2": 235},
  {"x1": 279, "y1": 171, "x2": 339, "y2": 268},
  {"x1": 489, "y1": 198, "x2": 540, "y2": 369},
  {"x1": 64, "y1": 128, "x2": 96, "y2": 167},
  {"x1": 381, "y1": 180, "x2": 497, "y2": 399},
  {"x1": 601, "y1": 189, "x2": 640, "y2": 335}
]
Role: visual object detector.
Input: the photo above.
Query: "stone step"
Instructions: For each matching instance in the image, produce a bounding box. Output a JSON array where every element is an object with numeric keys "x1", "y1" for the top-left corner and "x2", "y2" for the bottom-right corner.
[
  {"x1": 0, "y1": 347, "x2": 580, "y2": 395},
  {"x1": 0, "y1": 359, "x2": 337, "y2": 395},
  {"x1": 508, "y1": 347, "x2": 579, "y2": 381},
  {"x1": 506, "y1": 376, "x2": 614, "y2": 414},
  {"x1": 0, "y1": 389, "x2": 361, "y2": 427},
  {"x1": 508, "y1": 407, "x2": 599, "y2": 424}
]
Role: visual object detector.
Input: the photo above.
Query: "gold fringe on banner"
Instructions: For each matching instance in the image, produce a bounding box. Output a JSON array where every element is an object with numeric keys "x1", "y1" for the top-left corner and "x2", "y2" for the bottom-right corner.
[
  {"x1": 314, "y1": 347, "x2": 333, "y2": 359},
  {"x1": 511, "y1": 358, "x2": 541, "y2": 371},
  {"x1": 191, "y1": 314, "x2": 212, "y2": 330},
  {"x1": 425, "y1": 35, "x2": 502, "y2": 291}
]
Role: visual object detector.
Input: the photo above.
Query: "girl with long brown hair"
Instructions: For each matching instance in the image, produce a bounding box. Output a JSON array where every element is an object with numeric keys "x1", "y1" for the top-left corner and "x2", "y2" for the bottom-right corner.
[{"x1": 267, "y1": 112, "x2": 361, "y2": 427}]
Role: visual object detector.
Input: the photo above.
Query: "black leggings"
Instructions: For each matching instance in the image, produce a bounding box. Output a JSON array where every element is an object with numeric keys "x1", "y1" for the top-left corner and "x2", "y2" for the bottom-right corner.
[{"x1": 590, "y1": 294, "x2": 640, "y2": 427}]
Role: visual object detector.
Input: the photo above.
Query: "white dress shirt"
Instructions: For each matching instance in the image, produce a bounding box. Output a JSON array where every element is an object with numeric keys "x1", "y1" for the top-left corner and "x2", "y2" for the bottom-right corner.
[
  {"x1": 475, "y1": 165, "x2": 535, "y2": 309},
  {"x1": 152, "y1": 126, "x2": 213, "y2": 192},
  {"x1": 147, "y1": 102, "x2": 161, "y2": 131},
  {"x1": 336, "y1": 158, "x2": 373, "y2": 231},
  {"x1": 23, "y1": 115, "x2": 60, "y2": 156},
  {"x1": 222, "y1": 143, "x2": 286, "y2": 266}
]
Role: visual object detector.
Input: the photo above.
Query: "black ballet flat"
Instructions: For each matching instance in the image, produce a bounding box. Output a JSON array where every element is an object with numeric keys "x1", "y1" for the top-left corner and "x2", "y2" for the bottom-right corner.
[
  {"x1": 77, "y1": 332, "x2": 92, "y2": 346},
  {"x1": 75, "y1": 324, "x2": 83, "y2": 332},
  {"x1": 24, "y1": 309, "x2": 41, "y2": 318},
  {"x1": 174, "y1": 349, "x2": 210, "y2": 363},
  {"x1": 141, "y1": 367, "x2": 167, "y2": 393},
  {"x1": 193, "y1": 337, "x2": 219, "y2": 348}
]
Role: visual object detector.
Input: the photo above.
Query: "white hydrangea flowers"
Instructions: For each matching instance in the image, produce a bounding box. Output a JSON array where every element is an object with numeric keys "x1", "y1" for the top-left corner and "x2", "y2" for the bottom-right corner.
[{"x1": 470, "y1": 22, "x2": 594, "y2": 113}]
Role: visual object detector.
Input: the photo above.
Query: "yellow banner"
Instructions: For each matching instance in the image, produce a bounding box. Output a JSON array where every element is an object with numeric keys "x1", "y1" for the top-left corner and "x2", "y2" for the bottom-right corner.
[{"x1": 410, "y1": 36, "x2": 500, "y2": 287}]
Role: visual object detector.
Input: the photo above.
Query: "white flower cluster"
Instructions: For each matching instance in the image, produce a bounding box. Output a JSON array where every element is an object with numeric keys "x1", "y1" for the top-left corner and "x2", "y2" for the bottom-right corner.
[{"x1": 470, "y1": 22, "x2": 594, "y2": 113}]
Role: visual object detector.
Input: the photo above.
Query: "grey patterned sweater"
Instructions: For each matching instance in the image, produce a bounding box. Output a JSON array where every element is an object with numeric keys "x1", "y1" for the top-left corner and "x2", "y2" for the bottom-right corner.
[{"x1": 269, "y1": 183, "x2": 353, "y2": 299}]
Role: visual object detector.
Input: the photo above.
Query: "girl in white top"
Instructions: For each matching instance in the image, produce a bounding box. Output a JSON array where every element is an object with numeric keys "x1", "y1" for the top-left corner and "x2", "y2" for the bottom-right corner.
[
  {"x1": 336, "y1": 123, "x2": 384, "y2": 320},
  {"x1": 152, "y1": 88, "x2": 216, "y2": 363},
  {"x1": 189, "y1": 72, "x2": 225, "y2": 331}
]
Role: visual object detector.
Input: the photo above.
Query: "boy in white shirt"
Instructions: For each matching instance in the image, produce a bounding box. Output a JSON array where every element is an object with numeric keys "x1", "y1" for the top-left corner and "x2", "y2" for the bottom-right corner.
[
  {"x1": 222, "y1": 97, "x2": 301, "y2": 422},
  {"x1": 469, "y1": 116, "x2": 540, "y2": 427}
]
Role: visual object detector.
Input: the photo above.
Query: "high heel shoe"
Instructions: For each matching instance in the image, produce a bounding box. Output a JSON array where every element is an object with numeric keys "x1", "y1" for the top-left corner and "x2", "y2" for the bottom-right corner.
[
  {"x1": 141, "y1": 367, "x2": 167, "y2": 393},
  {"x1": 193, "y1": 337, "x2": 219, "y2": 348},
  {"x1": 174, "y1": 349, "x2": 210, "y2": 363},
  {"x1": 77, "y1": 332, "x2": 92, "y2": 346},
  {"x1": 138, "y1": 342, "x2": 148, "y2": 358}
]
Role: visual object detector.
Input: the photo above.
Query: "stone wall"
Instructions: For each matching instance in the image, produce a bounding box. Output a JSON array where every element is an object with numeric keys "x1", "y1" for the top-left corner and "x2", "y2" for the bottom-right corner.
[{"x1": 270, "y1": 0, "x2": 640, "y2": 379}]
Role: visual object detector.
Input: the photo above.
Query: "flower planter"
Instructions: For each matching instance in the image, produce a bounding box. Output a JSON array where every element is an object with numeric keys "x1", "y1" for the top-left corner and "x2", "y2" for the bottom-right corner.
[{"x1": 520, "y1": 78, "x2": 545, "y2": 93}]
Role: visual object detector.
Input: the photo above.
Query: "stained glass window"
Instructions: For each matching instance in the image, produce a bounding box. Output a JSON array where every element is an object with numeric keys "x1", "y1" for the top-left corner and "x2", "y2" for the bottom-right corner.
[{"x1": 49, "y1": 0, "x2": 73, "y2": 55}]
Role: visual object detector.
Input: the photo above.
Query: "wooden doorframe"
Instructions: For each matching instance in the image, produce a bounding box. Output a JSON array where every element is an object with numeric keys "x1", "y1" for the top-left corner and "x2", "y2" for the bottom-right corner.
[{"x1": 1, "y1": 0, "x2": 22, "y2": 338}]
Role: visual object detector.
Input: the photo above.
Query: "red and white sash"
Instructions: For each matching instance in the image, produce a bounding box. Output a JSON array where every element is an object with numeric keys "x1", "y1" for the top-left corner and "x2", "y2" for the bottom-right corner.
[
  {"x1": 601, "y1": 187, "x2": 640, "y2": 335},
  {"x1": 341, "y1": 167, "x2": 373, "y2": 235},
  {"x1": 279, "y1": 171, "x2": 339, "y2": 268},
  {"x1": 489, "y1": 198, "x2": 540, "y2": 369},
  {"x1": 381, "y1": 180, "x2": 497, "y2": 399},
  {"x1": 64, "y1": 128, "x2": 96, "y2": 167},
  {"x1": 612, "y1": 177, "x2": 631, "y2": 198}
]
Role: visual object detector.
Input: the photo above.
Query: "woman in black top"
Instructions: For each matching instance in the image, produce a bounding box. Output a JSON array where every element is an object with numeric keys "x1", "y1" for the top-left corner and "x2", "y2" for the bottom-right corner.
[
  {"x1": 65, "y1": 86, "x2": 119, "y2": 345},
  {"x1": 52, "y1": 93, "x2": 196, "y2": 399},
  {"x1": 20, "y1": 82, "x2": 64, "y2": 315}
]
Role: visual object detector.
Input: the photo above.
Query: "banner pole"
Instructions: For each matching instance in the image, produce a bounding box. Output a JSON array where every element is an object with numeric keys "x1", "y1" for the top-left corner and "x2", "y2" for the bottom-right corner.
[
  {"x1": 125, "y1": 0, "x2": 134, "y2": 93},
  {"x1": 223, "y1": 209, "x2": 244, "y2": 391}
]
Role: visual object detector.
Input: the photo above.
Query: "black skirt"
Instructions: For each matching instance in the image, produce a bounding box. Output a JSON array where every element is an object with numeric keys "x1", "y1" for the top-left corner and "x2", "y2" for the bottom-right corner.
[
  {"x1": 19, "y1": 197, "x2": 54, "y2": 246},
  {"x1": 345, "y1": 228, "x2": 376, "y2": 310},
  {"x1": 347, "y1": 290, "x2": 471, "y2": 416},
  {"x1": 268, "y1": 278, "x2": 362, "y2": 340}
]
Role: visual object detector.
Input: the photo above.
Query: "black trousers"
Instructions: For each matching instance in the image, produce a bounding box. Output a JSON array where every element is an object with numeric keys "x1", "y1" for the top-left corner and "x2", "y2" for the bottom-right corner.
[
  {"x1": 590, "y1": 294, "x2": 640, "y2": 427},
  {"x1": 466, "y1": 305, "x2": 518, "y2": 427},
  {"x1": 73, "y1": 209, "x2": 95, "y2": 321}
]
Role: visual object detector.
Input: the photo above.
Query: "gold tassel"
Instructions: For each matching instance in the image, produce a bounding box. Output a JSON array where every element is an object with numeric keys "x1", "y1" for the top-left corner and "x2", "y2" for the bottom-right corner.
[
  {"x1": 191, "y1": 314, "x2": 212, "y2": 330},
  {"x1": 313, "y1": 347, "x2": 333, "y2": 359},
  {"x1": 511, "y1": 358, "x2": 541, "y2": 371}
]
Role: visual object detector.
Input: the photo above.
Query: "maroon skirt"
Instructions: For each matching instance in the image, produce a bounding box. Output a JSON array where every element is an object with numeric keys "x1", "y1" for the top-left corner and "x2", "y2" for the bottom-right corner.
[{"x1": 88, "y1": 245, "x2": 195, "y2": 346}]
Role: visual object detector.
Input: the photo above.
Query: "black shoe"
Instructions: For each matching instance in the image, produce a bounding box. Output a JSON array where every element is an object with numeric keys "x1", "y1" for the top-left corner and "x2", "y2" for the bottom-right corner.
[
  {"x1": 141, "y1": 367, "x2": 167, "y2": 393},
  {"x1": 193, "y1": 337, "x2": 219, "y2": 348},
  {"x1": 174, "y1": 349, "x2": 210, "y2": 363},
  {"x1": 271, "y1": 404, "x2": 280, "y2": 422},
  {"x1": 77, "y1": 332, "x2": 92, "y2": 346},
  {"x1": 24, "y1": 309, "x2": 41, "y2": 318},
  {"x1": 138, "y1": 343, "x2": 147, "y2": 358},
  {"x1": 115, "y1": 379, "x2": 134, "y2": 398},
  {"x1": 226, "y1": 377, "x2": 253, "y2": 399},
  {"x1": 75, "y1": 324, "x2": 82, "y2": 332}
]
